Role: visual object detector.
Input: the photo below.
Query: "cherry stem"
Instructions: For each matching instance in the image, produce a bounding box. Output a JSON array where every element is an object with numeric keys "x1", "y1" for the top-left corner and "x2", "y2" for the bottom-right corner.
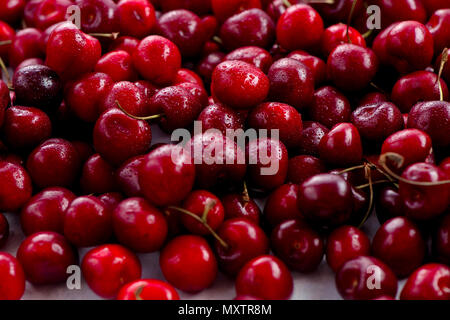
[
  {"x1": 362, "y1": 29, "x2": 373, "y2": 39},
  {"x1": 0, "y1": 40, "x2": 12, "y2": 46},
  {"x1": 337, "y1": 164, "x2": 366, "y2": 174},
  {"x1": 242, "y1": 181, "x2": 250, "y2": 203},
  {"x1": 134, "y1": 286, "x2": 144, "y2": 301},
  {"x1": 355, "y1": 179, "x2": 392, "y2": 189},
  {"x1": 168, "y1": 206, "x2": 229, "y2": 249},
  {"x1": 364, "y1": 158, "x2": 399, "y2": 188},
  {"x1": 0, "y1": 57, "x2": 11, "y2": 87},
  {"x1": 115, "y1": 100, "x2": 163, "y2": 121},
  {"x1": 358, "y1": 165, "x2": 374, "y2": 228},
  {"x1": 369, "y1": 82, "x2": 386, "y2": 94},
  {"x1": 212, "y1": 36, "x2": 223, "y2": 45},
  {"x1": 379, "y1": 152, "x2": 450, "y2": 186},
  {"x1": 346, "y1": 0, "x2": 358, "y2": 44},
  {"x1": 89, "y1": 32, "x2": 119, "y2": 40},
  {"x1": 436, "y1": 47, "x2": 448, "y2": 102},
  {"x1": 304, "y1": 0, "x2": 335, "y2": 3},
  {"x1": 282, "y1": 0, "x2": 292, "y2": 7}
]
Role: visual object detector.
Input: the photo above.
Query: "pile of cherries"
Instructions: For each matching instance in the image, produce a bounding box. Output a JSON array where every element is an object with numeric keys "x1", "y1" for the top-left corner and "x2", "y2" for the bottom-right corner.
[{"x1": 0, "y1": 0, "x2": 449, "y2": 301}]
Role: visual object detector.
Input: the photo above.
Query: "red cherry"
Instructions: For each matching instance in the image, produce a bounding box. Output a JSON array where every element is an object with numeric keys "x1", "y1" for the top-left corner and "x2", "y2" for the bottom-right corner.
[
  {"x1": 321, "y1": 23, "x2": 366, "y2": 58},
  {"x1": 24, "y1": 0, "x2": 72, "y2": 30},
  {"x1": 297, "y1": 121, "x2": 329, "y2": 156},
  {"x1": 0, "y1": 213, "x2": 9, "y2": 248},
  {"x1": 196, "y1": 51, "x2": 225, "y2": 84},
  {"x1": 287, "y1": 155, "x2": 326, "y2": 185},
  {"x1": 0, "y1": 21, "x2": 14, "y2": 63},
  {"x1": 422, "y1": 0, "x2": 449, "y2": 15},
  {"x1": 161, "y1": 0, "x2": 212, "y2": 16},
  {"x1": 309, "y1": 86, "x2": 351, "y2": 129},
  {"x1": 9, "y1": 28, "x2": 44, "y2": 68},
  {"x1": 0, "y1": 253, "x2": 25, "y2": 300},
  {"x1": 426, "y1": 9, "x2": 450, "y2": 54},
  {"x1": 63, "y1": 196, "x2": 112, "y2": 247},
  {"x1": 173, "y1": 68, "x2": 205, "y2": 87},
  {"x1": 0, "y1": 161, "x2": 32, "y2": 212},
  {"x1": 326, "y1": 225, "x2": 370, "y2": 273},
  {"x1": 95, "y1": 50, "x2": 137, "y2": 82},
  {"x1": 435, "y1": 214, "x2": 450, "y2": 265},
  {"x1": 0, "y1": 0, "x2": 25, "y2": 24},
  {"x1": 80, "y1": 154, "x2": 117, "y2": 194},
  {"x1": 276, "y1": 4, "x2": 323, "y2": 52},
  {"x1": 286, "y1": 50, "x2": 327, "y2": 86},
  {"x1": 375, "y1": 186, "x2": 404, "y2": 224},
  {"x1": 117, "y1": 0, "x2": 156, "y2": 38},
  {"x1": 400, "y1": 263, "x2": 450, "y2": 300},
  {"x1": 335, "y1": 256, "x2": 398, "y2": 300},
  {"x1": 117, "y1": 279, "x2": 179, "y2": 300},
  {"x1": 109, "y1": 36, "x2": 140, "y2": 55},
  {"x1": 264, "y1": 183, "x2": 302, "y2": 228},
  {"x1": 0, "y1": 80, "x2": 9, "y2": 127},
  {"x1": 17, "y1": 231, "x2": 77, "y2": 285},
  {"x1": 115, "y1": 155, "x2": 145, "y2": 197},
  {"x1": 75, "y1": 0, "x2": 119, "y2": 34},
  {"x1": 97, "y1": 192, "x2": 123, "y2": 213},
  {"x1": 358, "y1": 92, "x2": 389, "y2": 107},
  {"x1": 100, "y1": 81, "x2": 148, "y2": 117},
  {"x1": 372, "y1": 0, "x2": 426, "y2": 28},
  {"x1": 312, "y1": 0, "x2": 364, "y2": 23},
  {"x1": 197, "y1": 103, "x2": 243, "y2": 135},
  {"x1": 20, "y1": 187, "x2": 75, "y2": 236},
  {"x1": 212, "y1": 0, "x2": 262, "y2": 23},
  {"x1": 160, "y1": 235, "x2": 218, "y2": 293},
  {"x1": 236, "y1": 255, "x2": 293, "y2": 300},
  {"x1": 221, "y1": 194, "x2": 261, "y2": 224},
  {"x1": 82, "y1": 244, "x2": 142, "y2": 299},
  {"x1": 225, "y1": 46, "x2": 273, "y2": 73}
]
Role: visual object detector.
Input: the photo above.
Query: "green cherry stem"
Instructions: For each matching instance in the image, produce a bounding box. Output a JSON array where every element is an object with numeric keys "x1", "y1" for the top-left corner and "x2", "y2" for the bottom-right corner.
[
  {"x1": 115, "y1": 100, "x2": 164, "y2": 121},
  {"x1": 436, "y1": 47, "x2": 448, "y2": 102}
]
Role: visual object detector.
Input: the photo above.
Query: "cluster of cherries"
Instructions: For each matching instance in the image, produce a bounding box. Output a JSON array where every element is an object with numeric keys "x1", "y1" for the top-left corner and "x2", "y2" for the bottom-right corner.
[{"x1": 0, "y1": 0, "x2": 449, "y2": 301}]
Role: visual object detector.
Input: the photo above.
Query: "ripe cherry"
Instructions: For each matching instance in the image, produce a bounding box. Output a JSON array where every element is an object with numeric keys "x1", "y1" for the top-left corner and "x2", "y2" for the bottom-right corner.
[
  {"x1": 264, "y1": 183, "x2": 302, "y2": 228},
  {"x1": 0, "y1": 0, "x2": 25, "y2": 24},
  {"x1": 75, "y1": 0, "x2": 118, "y2": 34},
  {"x1": 160, "y1": 235, "x2": 218, "y2": 293},
  {"x1": 117, "y1": 279, "x2": 180, "y2": 300},
  {"x1": 0, "y1": 161, "x2": 32, "y2": 212},
  {"x1": 173, "y1": 68, "x2": 205, "y2": 87},
  {"x1": 95, "y1": 50, "x2": 137, "y2": 82},
  {"x1": 400, "y1": 264, "x2": 450, "y2": 300},
  {"x1": 117, "y1": 0, "x2": 156, "y2": 38},
  {"x1": 80, "y1": 154, "x2": 117, "y2": 194},
  {"x1": 0, "y1": 253, "x2": 25, "y2": 300},
  {"x1": 0, "y1": 80, "x2": 9, "y2": 127},
  {"x1": 225, "y1": 46, "x2": 273, "y2": 73},
  {"x1": 426, "y1": 9, "x2": 450, "y2": 54},
  {"x1": 100, "y1": 81, "x2": 147, "y2": 117},
  {"x1": 309, "y1": 86, "x2": 351, "y2": 129},
  {"x1": 109, "y1": 36, "x2": 140, "y2": 54},
  {"x1": 372, "y1": 0, "x2": 426, "y2": 28},
  {"x1": 422, "y1": 0, "x2": 449, "y2": 15},
  {"x1": 98, "y1": 192, "x2": 123, "y2": 213},
  {"x1": 162, "y1": 0, "x2": 212, "y2": 16},
  {"x1": 321, "y1": 24, "x2": 366, "y2": 58},
  {"x1": 375, "y1": 186, "x2": 404, "y2": 224},
  {"x1": 82, "y1": 244, "x2": 142, "y2": 299},
  {"x1": 24, "y1": 0, "x2": 72, "y2": 30},
  {"x1": 312, "y1": 0, "x2": 364, "y2": 23},
  {"x1": 197, "y1": 103, "x2": 243, "y2": 135},
  {"x1": 286, "y1": 50, "x2": 327, "y2": 86},
  {"x1": 222, "y1": 193, "x2": 261, "y2": 224},
  {"x1": 435, "y1": 214, "x2": 450, "y2": 265},
  {"x1": 287, "y1": 155, "x2": 326, "y2": 185},
  {"x1": 9, "y1": 28, "x2": 44, "y2": 68},
  {"x1": 0, "y1": 213, "x2": 9, "y2": 248},
  {"x1": 297, "y1": 121, "x2": 329, "y2": 156},
  {"x1": 212, "y1": 0, "x2": 262, "y2": 23},
  {"x1": 17, "y1": 231, "x2": 77, "y2": 285},
  {"x1": 115, "y1": 155, "x2": 145, "y2": 197},
  {"x1": 0, "y1": 21, "x2": 14, "y2": 63}
]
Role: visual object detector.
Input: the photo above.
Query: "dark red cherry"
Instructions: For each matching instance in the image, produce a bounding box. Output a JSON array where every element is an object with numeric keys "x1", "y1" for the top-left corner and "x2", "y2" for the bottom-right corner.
[
  {"x1": 264, "y1": 183, "x2": 302, "y2": 228},
  {"x1": 197, "y1": 103, "x2": 243, "y2": 135},
  {"x1": 20, "y1": 187, "x2": 75, "y2": 236},
  {"x1": 426, "y1": 9, "x2": 450, "y2": 54},
  {"x1": 287, "y1": 155, "x2": 326, "y2": 185},
  {"x1": 0, "y1": 161, "x2": 32, "y2": 212},
  {"x1": 109, "y1": 36, "x2": 140, "y2": 55},
  {"x1": 97, "y1": 192, "x2": 123, "y2": 213},
  {"x1": 161, "y1": 0, "x2": 212, "y2": 16},
  {"x1": 75, "y1": 0, "x2": 118, "y2": 34},
  {"x1": 309, "y1": 86, "x2": 351, "y2": 129},
  {"x1": 0, "y1": 0, "x2": 25, "y2": 24},
  {"x1": 196, "y1": 51, "x2": 225, "y2": 85},
  {"x1": 435, "y1": 214, "x2": 450, "y2": 265},
  {"x1": 372, "y1": 0, "x2": 426, "y2": 28},
  {"x1": 0, "y1": 81, "x2": 9, "y2": 128},
  {"x1": 286, "y1": 50, "x2": 327, "y2": 86},
  {"x1": 375, "y1": 186, "x2": 404, "y2": 224},
  {"x1": 117, "y1": 0, "x2": 156, "y2": 38},
  {"x1": 297, "y1": 121, "x2": 329, "y2": 156},
  {"x1": 321, "y1": 23, "x2": 366, "y2": 58},
  {"x1": 173, "y1": 68, "x2": 204, "y2": 87},
  {"x1": 115, "y1": 155, "x2": 145, "y2": 197},
  {"x1": 212, "y1": 0, "x2": 262, "y2": 23},
  {"x1": 400, "y1": 264, "x2": 450, "y2": 300},
  {"x1": 101, "y1": 81, "x2": 146, "y2": 116},
  {"x1": 225, "y1": 46, "x2": 273, "y2": 73},
  {"x1": 24, "y1": 0, "x2": 72, "y2": 30},
  {"x1": 95, "y1": 50, "x2": 137, "y2": 82},
  {"x1": 358, "y1": 92, "x2": 389, "y2": 108},
  {"x1": 17, "y1": 231, "x2": 77, "y2": 285},
  {"x1": 312, "y1": 0, "x2": 364, "y2": 23},
  {"x1": 422, "y1": 0, "x2": 449, "y2": 15},
  {"x1": 298, "y1": 173, "x2": 353, "y2": 228},
  {"x1": 9, "y1": 28, "x2": 44, "y2": 68},
  {"x1": 117, "y1": 279, "x2": 180, "y2": 300},
  {"x1": 0, "y1": 253, "x2": 25, "y2": 300},
  {"x1": 0, "y1": 213, "x2": 9, "y2": 248},
  {"x1": 0, "y1": 21, "x2": 14, "y2": 63},
  {"x1": 80, "y1": 154, "x2": 116, "y2": 194},
  {"x1": 222, "y1": 194, "x2": 261, "y2": 224},
  {"x1": 336, "y1": 256, "x2": 398, "y2": 300}
]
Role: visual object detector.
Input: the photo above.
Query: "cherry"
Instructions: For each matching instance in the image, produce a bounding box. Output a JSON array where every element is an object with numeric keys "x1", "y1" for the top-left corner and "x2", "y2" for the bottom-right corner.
[
  {"x1": 173, "y1": 68, "x2": 205, "y2": 87},
  {"x1": 286, "y1": 50, "x2": 327, "y2": 86},
  {"x1": 335, "y1": 256, "x2": 398, "y2": 300},
  {"x1": 0, "y1": 213, "x2": 9, "y2": 248},
  {"x1": 321, "y1": 23, "x2": 366, "y2": 58},
  {"x1": 75, "y1": 0, "x2": 118, "y2": 34},
  {"x1": 82, "y1": 244, "x2": 142, "y2": 299},
  {"x1": 0, "y1": 253, "x2": 25, "y2": 300},
  {"x1": 358, "y1": 92, "x2": 389, "y2": 107},
  {"x1": 24, "y1": 0, "x2": 72, "y2": 30},
  {"x1": 248, "y1": 102, "x2": 303, "y2": 149},
  {"x1": 439, "y1": 157, "x2": 450, "y2": 176},
  {"x1": 212, "y1": 60, "x2": 269, "y2": 110},
  {"x1": 312, "y1": 0, "x2": 364, "y2": 23},
  {"x1": 100, "y1": 81, "x2": 146, "y2": 116},
  {"x1": 399, "y1": 162, "x2": 449, "y2": 221},
  {"x1": 197, "y1": 103, "x2": 243, "y2": 135},
  {"x1": 46, "y1": 22, "x2": 101, "y2": 80},
  {"x1": 2, "y1": 106, "x2": 52, "y2": 150},
  {"x1": 15, "y1": 58, "x2": 44, "y2": 71},
  {"x1": 26, "y1": 138, "x2": 81, "y2": 188},
  {"x1": 176, "y1": 82, "x2": 209, "y2": 108},
  {"x1": 435, "y1": 214, "x2": 450, "y2": 265},
  {"x1": 63, "y1": 195, "x2": 112, "y2": 247},
  {"x1": 276, "y1": 4, "x2": 323, "y2": 52},
  {"x1": 375, "y1": 186, "x2": 404, "y2": 224},
  {"x1": 212, "y1": 0, "x2": 262, "y2": 23},
  {"x1": 225, "y1": 46, "x2": 273, "y2": 73},
  {"x1": 265, "y1": 0, "x2": 288, "y2": 22},
  {"x1": 380, "y1": 129, "x2": 432, "y2": 172},
  {"x1": 113, "y1": 197, "x2": 167, "y2": 253},
  {"x1": 93, "y1": 108, "x2": 151, "y2": 166},
  {"x1": 65, "y1": 72, "x2": 114, "y2": 123},
  {"x1": 215, "y1": 218, "x2": 269, "y2": 276},
  {"x1": 298, "y1": 173, "x2": 353, "y2": 228},
  {"x1": 267, "y1": 57, "x2": 314, "y2": 111},
  {"x1": 0, "y1": 161, "x2": 32, "y2": 212},
  {"x1": 139, "y1": 144, "x2": 195, "y2": 207},
  {"x1": 246, "y1": 137, "x2": 288, "y2": 191},
  {"x1": 264, "y1": 183, "x2": 302, "y2": 228},
  {"x1": 408, "y1": 101, "x2": 450, "y2": 149},
  {"x1": 134, "y1": 80, "x2": 160, "y2": 113},
  {"x1": 17, "y1": 231, "x2": 77, "y2": 285},
  {"x1": 422, "y1": 0, "x2": 449, "y2": 15},
  {"x1": 98, "y1": 192, "x2": 123, "y2": 212},
  {"x1": 373, "y1": 21, "x2": 434, "y2": 74},
  {"x1": 0, "y1": 21, "x2": 14, "y2": 63},
  {"x1": 9, "y1": 28, "x2": 44, "y2": 68},
  {"x1": 287, "y1": 155, "x2": 326, "y2": 185},
  {"x1": 326, "y1": 225, "x2": 370, "y2": 273},
  {"x1": 309, "y1": 86, "x2": 351, "y2": 129},
  {"x1": 133, "y1": 35, "x2": 181, "y2": 86},
  {"x1": 161, "y1": 0, "x2": 212, "y2": 16},
  {"x1": 117, "y1": 279, "x2": 180, "y2": 300},
  {"x1": 196, "y1": 51, "x2": 225, "y2": 84},
  {"x1": 351, "y1": 102, "x2": 404, "y2": 142},
  {"x1": 0, "y1": 0, "x2": 26, "y2": 24},
  {"x1": 109, "y1": 36, "x2": 140, "y2": 55},
  {"x1": 400, "y1": 263, "x2": 450, "y2": 300},
  {"x1": 13, "y1": 64, "x2": 62, "y2": 110},
  {"x1": 115, "y1": 155, "x2": 145, "y2": 197},
  {"x1": 319, "y1": 123, "x2": 363, "y2": 167},
  {"x1": 297, "y1": 121, "x2": 329, "y2": 156},
  {"x1": 160, "y1": 235, "x2": 218, "y2": 293},
  {"x1": 117, "y1": 0, "x2": 156, "y2": 38},
  {"x1": 95, "y1": 50, "x2": 137, "y2": 82},
  {"x1": 222, "y1": 193, "x2": 261, "y2": 224},
  {"x1": 426, "y1": 9, "x2": 450, "y2": 54},
  {"x1": 20, "y1": 187, "x2": 75, "y2": 236},
  {"x1": 372, "y1": 0, "x2": 426, "y2": 28},
  {"x1": 236, "y1": 255, "x2": 293, "y2": 300},
  {"x1": 372, "y1": 217, "x2": 425, "y2": 278},
  {"x1": 80, "y1": 154, "x2": 116, "y2": 194}
]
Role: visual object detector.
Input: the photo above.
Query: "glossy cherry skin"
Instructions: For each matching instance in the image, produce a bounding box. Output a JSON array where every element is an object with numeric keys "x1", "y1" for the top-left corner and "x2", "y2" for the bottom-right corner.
[
  {"x1": 162, "y1": 0, "x2": 212, "y2": 16},
  {"x1": 222, "y1": 194, "x2": 261, "y2": 224},
  {"x1": 0, "y1": 0, "x2": 25, "y2": 24},
  {"x1": 321, "y1": 23, "x2": 366, "y2": 58},
  {"x1": 236, "y1": 255, "x2": 293, "y2": 300},
  {"x1": 109, "y1": 36, "x2": 140, "y2": 54},
  {"x1": 82, "y1": 244, "x2": 142, "y2": 299},
  {"x1": 0, "y1": 161, "x2": 32, "y2": 212},
  {"x1": 309, "y1": 86, "x2": 351, "y2": 129},
  {"x1": 75, "y1": 0, "x2": 118, "y2": 34},
  {"x1": 95, "y1": 50, "x2": 137, "y2": 82},
  {"x1": 215, "y1": 218, "x2": 269, "y2": 276},
  {"x1": 212, "y1": 60, "x2": 269, "y2": 110},
  {"x1": 0, "y1": 253, "x2": 26, "y2": 300},
  {"x1": 63, "y1": 196, "x2": 112, "y2": 247},
  {"x1": 160, "y1": 235, "x2": 218, "y2": 293},
  {"x1": 0, "y1": 21, "x2": 14, "y2": 63},
  {"x1": 133, "y1": 35, "x2": 181, "y2": 86},
  {"x1": 20, "y1": 187, "x2": 75, "y2": 236},
  {"x1": 24, "y1": 0, "x2": 72, "y2": 30},
  {"x1": 0, "y1": 80, "x2": 9, "y2": 128},
  {"x1": 268, "y1": 57, "x2": 314, "y2": 111},
  {"x1": 197, "y1": 103, "x2": 243, "y2": 135},
  {"x1": 113, "y1": 197, "x2": 167, "y2": 253},
  {"x1": 225, "y1": 46, "x2": 273, "y2": 73},
  {"x1": 426, "y1": 9, "x2": 450, "y2": 55},
  {"x1": 408, "y1": 101, "x2": 450, "y2": 149},
  {"x1": 264, "y1": 183, "x2": 302, "y2": 228},
  {"x1": 196, "y1": 51, "x2": 225, "y2": 84},
  {"x1": 400, "y1": 264, "x2": 450, "y2": 300},
  {"x1": 297, "y1": 121, "x2": 329, "y2": 156},
  {"x1": 17, "y1": 231, "x2": 77, "y2": 285},
  {"x1": 117, "y1": 279, "x2": 180, "y2": 300},
  {"x1": 435, "y1": 214, "x2": 450, "y2": 265},
  {"x1": 326, "y1": 226, "x2": 370, "y2": 273},
  {"x1": 327, "y1": 44, "x2": 378, "y2": 92},
  {"x1": 271, "y1": 219, "x2": 324, "y2": 273},
  {"x1": 422, "y1": 0, "x2": 449, "y2": 14},
  {"x1": 9, "y1": 28, "x2": 44, "y2": 68},
  {"x1": 0, "y1": 213, "x2": 9, "y2": 248},
  {"x1": 380, "y1": 129, "x2": 432, "y2": 172},
  {"x1": 287, "y1": 155, "x2": 326, "y2": 185},
  {"x1": 298, "y1": 173, "x2": 353, "y2": 228},
  {"x1": 211, "y1": 0, "x2": 261, "y2": 23},
  {"x1": 276, "y1": 4, "x2": 323, "y2": 51},
  {"x1": 93, "y1": 108, "x2": 151, "y2": 166},
  {"x1": 336, "y1": 256, "x2": 398, "y2": 300},
  {"x1": 351, "y1": 102, "x2": 404, "y2": 142},
  {"x1": 248, "y1": 102, "x2": 303, "y2": 149},
  {"x1": 319, "y1": 123, "x2": 363, "y2": 167},
  {"x1": 139, "y1": 144, "x2": 195, "y2": 207},
  {"x1": 372, "y1": 217, "x2": 425, "y2": 278},
  {"x1": 98, "y1": 192, "x2": 123, "y2": 213},
  {"x1": 173, "y1": 68, "x2": 205, "y2": 87},
  {"x1": 375, "y1": 186, "x2": 404, "y2": 224},
  {"x1": 286, "y1": 50, "x2": 326, "y2": 86},
  {"x1": 100, "y1": 81, "x2": 147, "y2": 117},
  {"x1": 399, "y1": 163, "x2": 450, "y2": 221},
  {"x1": 2, "y1": 106, "x2": 52, "y2": 150},
  {"x1": 115, "y1": 155, "x2": 145, "y2": 197},
  {"x1": 80, "y1": 154, "x2": 116, "y2": 194},
  {"x1": 117, "y1": 0, "x2": 156, "y2": 38}
]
